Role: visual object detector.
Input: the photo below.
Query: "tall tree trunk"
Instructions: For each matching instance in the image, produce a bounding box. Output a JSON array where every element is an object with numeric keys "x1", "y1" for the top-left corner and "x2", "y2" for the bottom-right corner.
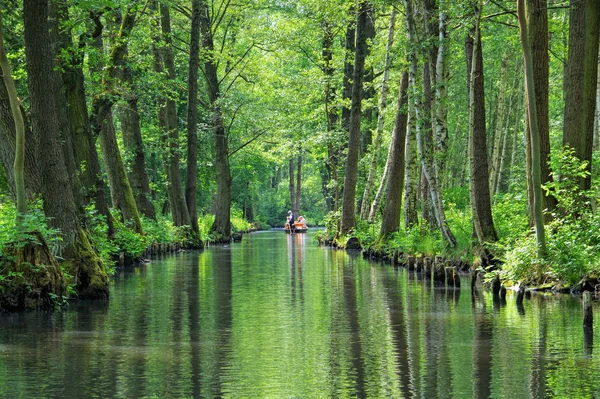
[
  {"x1": 295, "y1": 155, "x2": 302, "y2": 214},
  {"x1": 360, "y1": 8, "x2": 396, "y2": 220},
  {"x1": 562, "y1": 0, "x2": 600, "y2": 190},
  {"x1": 158, "y1": 4, "x2": 191, "y2": 227},
  {"x1": 518, "y1": 0, "x2": 547, "y2": 257},
  {"x1": 468, "y1": 17, "x2": 498, "y2": 247},
  {"x1": 341, "y1": 6, "x2": 356, "y2": 133},
  {"x1": 405, "y1": 0, "x2": 456, "y2": 246},
  {"x1": 90, "y1": 10, "x2": 143, "y2": 234},
  {"x1": 199, "y1": 0, "x2": 231, "y2": 241},
  {"x1": 321, "y1": 20, "x2": 339, "y2": 212},
  {"x1": 289, "y1": 157, "x2": 295, "y2": 212},
  {"x1": 54, "y1": 5, "x2": 115, "y2": 236},
  {"x1": 0, "y1": 10, "x2": 26, "y2": 222},
  {"x1": 0, "y1": 83, "x2": 39, "y2": 202},
  {"x1": 340, "y1": 0, "x2": 369, "y2": 235},
  {"x1": 186, "y1": 0, "x2": 201, "y2": 234},
  {"x1": 433, "y1": 0, "x2": 449, "y2": 178},
  {"x1": 526, "y1": 0, "x2": 556, "y2": 212},
  {"x1": 488, "y1": 50, "x2": 511, "y2": 198},
  {"x1": 403, "y1": 100, "x2": 419, "y2": 230},
  {"x1": 23, "y1": 0, "x2": 108, "y2": 298},
  {"x1": 379, "y1": 71, "x2": 409, "y2": 237}
]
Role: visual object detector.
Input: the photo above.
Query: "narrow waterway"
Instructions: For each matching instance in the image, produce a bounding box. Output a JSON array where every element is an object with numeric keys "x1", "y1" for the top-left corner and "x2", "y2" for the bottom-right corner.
[{"x1": 0, "y1": 230, "x2": 598, "y2": 398}]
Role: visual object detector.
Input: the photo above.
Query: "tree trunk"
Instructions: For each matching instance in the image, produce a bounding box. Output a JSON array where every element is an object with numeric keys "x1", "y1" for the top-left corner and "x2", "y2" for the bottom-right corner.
[
  {"x1": 295, "y1": 155, "x2": 302, "y2": 214},
  {"x1": 289, "y1": 157, "x2": 295, "y2": 212},
  {"x1": 518, "y1": 0, "x2": 547, "y2": 257},
  {"x1": 379, "y1": 71, "x2": 409, "y2": 237},
  {"x1": 468, "y1": 19, "x2": 498, "y2": 246},
  {"x1": 158, "y1": 4, "x2": 191, "y2": 227},
  {"x1": 199, "y1": 0, "x2": 231, "y2": 241},
  {"x1": 90, "y1": 10, "x2": 143, "y2": 234},
  {"x1": 526, "y1": 0, "x2": 556, "y2": 211},
  {"x1": 562, "y1": 0, "x2": 600, "y2": 190},
  {"x1": 186, "y1": 0, "x2": 201, "y2": 234},
  {"x1": 341, "y1": 6, "x2": 356, "y2": 133},
  {"x1": 433, "y1": 0, "x2": 449, "y2": 178},
  {"x1": 54, "y1": 5, "x2": 115, "y2": 236},
  {"x1": 488, "y1": 50, "x2": 511, "y2": 198},
  {"x1": 0, "y1": 84, "x2": 40, "y2": 202},
  {"x1": 360, "y1": 8, "x2": 396, "y2": 220},
  {"x1": 0, "y1": 11, "x2": 26, "y2": 221},
  {"x1": 321, "y1": 20, "x2": 339, "y2": 212},
  {"x1": 340, "y1": 0, "x2": 369, "y2": 235},
  {"x1": 403, "y1": 99, "x2": 419, "y2": 230},
  {"x1": 23, "y1": 0, "x2": 108, "y2": 298},
  {"x1": 405, "y1": 0, "x2": 456, "y2": 246}
]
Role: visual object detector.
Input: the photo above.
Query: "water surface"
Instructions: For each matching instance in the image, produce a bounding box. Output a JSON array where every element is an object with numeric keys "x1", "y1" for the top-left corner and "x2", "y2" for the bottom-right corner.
[{"x1": 0, "y1": 230, "x2": 598, "y2": 398}]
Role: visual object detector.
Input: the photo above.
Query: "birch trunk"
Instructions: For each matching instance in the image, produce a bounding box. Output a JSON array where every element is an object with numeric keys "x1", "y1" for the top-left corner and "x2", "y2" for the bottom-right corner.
[
  {"x1": 359, "y1": 8, "x2": 396, "y2": 220},
  {"x1": 488, "y1": 50, "x2": 510, "y2": 198},
  {"x1": 405, "y1": 0, "x2": 456, "y2": 247}
]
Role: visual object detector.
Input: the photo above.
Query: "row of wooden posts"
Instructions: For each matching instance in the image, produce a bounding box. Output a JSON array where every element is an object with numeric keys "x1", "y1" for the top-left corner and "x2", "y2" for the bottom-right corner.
[
  {"x1": 397, "y1": 254, "x2": 593, "y2": 332},
  {"x1": 403, "y1": 255, "x2": 461, "y2": 288}
]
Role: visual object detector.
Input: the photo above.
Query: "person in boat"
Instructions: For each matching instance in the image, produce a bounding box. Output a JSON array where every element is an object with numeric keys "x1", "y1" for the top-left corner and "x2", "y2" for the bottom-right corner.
[
  {"x1": 287, "y1": 210, "x2": 295, "y2": 233},
  {"x1": 295, "y1": 216, "x2": 307, "y2": 229}
]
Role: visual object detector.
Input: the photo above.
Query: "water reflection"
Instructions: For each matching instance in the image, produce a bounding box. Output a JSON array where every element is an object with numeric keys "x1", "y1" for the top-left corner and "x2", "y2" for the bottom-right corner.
[{"x1": 0, "y1": 231, "x2": 599, "y2": 398}]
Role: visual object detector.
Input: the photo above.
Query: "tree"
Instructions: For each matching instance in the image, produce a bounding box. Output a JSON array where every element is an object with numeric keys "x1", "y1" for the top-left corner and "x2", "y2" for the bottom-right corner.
[
  {"x1": 340, "y1": 0, "x2": 369, "y2": 235},
  {"x1": 379, "y1": 71, "x2": 409, "y2": 237},
  {"x1": 468, "y1": 8, "x2": 497, "y2": 248},
  {"x1": 157, "y1": 3, "x2": 191, "y2": 227},
  {"x1": 562, "y1": 0, "x2": 600, "y2": 190},
  {"x1": 405, "y1": 0, "x2": 456, "y2": 247},
  {"x1": 360, "y1": 8, "x2": 396, "y2": 221},
  {"x1": 186, "y1": 0, "x2": 201, "y2": 234},
  {"x1": 517, "y1": 0, "x2": 546, "y2": 257},
  {"x1": 199, "y1": 0, "x2": 232, "y2": 242},
  {"x1": 0, "y1": 9, "x2": 25, "y2": 224},
  {"x1": 90, "y1": 9, "x2": 144, "y2": 235},
  {"x1": 23, "y1": 0, "x2": 108, "y2": 298}
]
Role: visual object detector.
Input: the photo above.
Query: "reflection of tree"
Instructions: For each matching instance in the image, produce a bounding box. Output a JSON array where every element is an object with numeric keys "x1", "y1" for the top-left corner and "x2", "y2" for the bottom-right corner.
[
  {"x1": 287, "y1": 232, "x2": 305, "y2": 304},
  {"x1": 472, "y1": 301, "x2": 492, "y2": 399}
]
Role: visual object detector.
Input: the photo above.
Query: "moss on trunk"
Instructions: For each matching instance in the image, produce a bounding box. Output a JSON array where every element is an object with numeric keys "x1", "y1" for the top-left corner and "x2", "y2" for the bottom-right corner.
[{"x1": 0, "y1": 232, "x2": 67, "y2": 311}]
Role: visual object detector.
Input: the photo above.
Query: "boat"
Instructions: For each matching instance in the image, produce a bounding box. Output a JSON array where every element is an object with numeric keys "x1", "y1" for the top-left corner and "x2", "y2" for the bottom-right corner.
[{"x1": 284, "y1": 220, "x2": 308, "y2": 233}]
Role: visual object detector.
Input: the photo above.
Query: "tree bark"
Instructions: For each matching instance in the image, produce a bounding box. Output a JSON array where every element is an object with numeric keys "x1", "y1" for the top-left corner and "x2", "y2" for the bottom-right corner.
[
  {"x1": 562, "y1": 0, "x2": 600, "y2": 190},
  {"x1": 90, "y1": 10, "x2": 143, "y2": 234},
  {"x1": 340, "y1": 0, "x2": 369, "y2": 235},
  {"x1": 186, "y1": 0, "x2": 201, "y2": 234},
  {"x1": 54, "y1": 5, "x2": 115, "y2": 235},
  {"x1": 518, "y1": 0, "x2": 547, "y2": 257},
  {"x1": 360, "y1": 8, "x2": 396, "y2": 220},
  {"x1": 468, "y1": 19, "x2": 498, "y2": 246},
  {"x1": 321, "y1": 20, "x2": 339, "y2": 212},
  {"x1": 289, "y1": 157, "x2": 295, "y2": 212},
  {"x1": 405, "y1": 0, "x2": 456, "y2": 247},
  {"x1": 379, "y1": 71, "x2": 409, "y2": 237},
  {"x1": 199, "y1": 0, "x2": 231, "y2": 241},
  {"x1": 0, "y1": 10, "x2": 26, "y2": 221},
  {"x1": 158, "y1": 4, "x2": 191, "y2": 227},
  {"x1": 23, "y1": 0, "x2": 108, "y2": 298},
  {"x1": 488, "y1": 50, "x2": 510, "y2": 198},
  {"x1": 295, "y1": 155, "x2": 302, "y2": 213},
  {"x1": 403, "y1": 99, "x2": 419, "y2": 230},
  {"x1": 525, "y1": 0, "x2": 556, "y2": 212},
  {"x1": 341, "y1": 6, "x2": 356, "y2": 134}
]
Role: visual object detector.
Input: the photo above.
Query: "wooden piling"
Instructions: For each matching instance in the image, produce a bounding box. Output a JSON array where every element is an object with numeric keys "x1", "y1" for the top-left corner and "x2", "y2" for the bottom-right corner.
[
  {"x1": 492, "y1": 274, "x2": 501, "y2": 299},
  {"x1": 500, "y1": 285, "x2": 507, "y2": 301},
  {"x1": 583, "y1": 291, "x2": 593, "y2": 330},
  {"x1": 407, "y1": 256, "x2": 416, "y2": 271},
  {"x1": 516, "y1": 283, "x2": 526, "y2": 305},
  {"x1": 423, "y1": 257, "x2": 431, "y2": 278},
  {"x1": 471, "y1": 270, "x2": 478, "y2": 291}
]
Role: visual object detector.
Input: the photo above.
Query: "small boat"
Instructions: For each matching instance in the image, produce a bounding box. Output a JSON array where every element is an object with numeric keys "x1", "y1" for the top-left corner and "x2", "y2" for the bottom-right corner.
[{"x1": 285, "y1": 221, "x2": 308, "y2": 233}]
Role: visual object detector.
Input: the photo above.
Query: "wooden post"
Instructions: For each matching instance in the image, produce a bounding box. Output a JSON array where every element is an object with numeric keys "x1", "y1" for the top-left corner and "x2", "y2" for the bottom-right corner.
[
  {"x1": 516, "y1": 283, "x2": 526, "y2": 305},
  {"x1": 492, "y1": 274, "x2": 501, "y2": 300},
  {"x1": 453, "y1": 267, "x2": 461, "y2": 289},
  {"x1": 471, "y1": 270, "x2": 478, "y2": 291},
  {"x1": 407, "y1": 256, "x2": 416, "y2": 271},
  {"x1": 583, "y1": 291, "x2": 593, "y2": 329},
  {"x1": 423, "y1": 257, "x2": 431, "y2": 278}
]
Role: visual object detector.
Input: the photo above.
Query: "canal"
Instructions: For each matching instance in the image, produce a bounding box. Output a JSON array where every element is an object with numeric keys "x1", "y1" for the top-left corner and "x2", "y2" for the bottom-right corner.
[{"x1": 0, "y1": 230, "x2": 598, "y2": 398}]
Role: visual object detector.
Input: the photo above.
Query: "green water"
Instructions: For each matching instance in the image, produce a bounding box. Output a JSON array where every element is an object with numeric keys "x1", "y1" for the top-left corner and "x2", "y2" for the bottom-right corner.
[{"x1": 0, "y1": 230, "x2": 598, "y2": 398}]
